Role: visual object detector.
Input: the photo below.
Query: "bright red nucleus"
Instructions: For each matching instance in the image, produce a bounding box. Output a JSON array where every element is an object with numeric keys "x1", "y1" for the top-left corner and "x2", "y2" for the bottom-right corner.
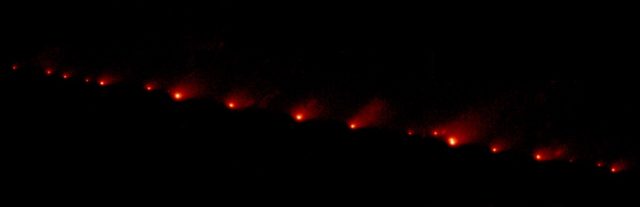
[
  {"x1": 295, "y1": 113, "x2": 304, "y2": 122},
  {"x1": 448, "y1": 137, "x2": 458, "y2": 147},
  {"x1": 45, "y1": 68, "x2": 54, "y2": 76},
  {"x1": 291, "y1": 99, "x2": 322, "y2": 123},
  {"x1": 12, "y1": 64, "x2": 18, "y2": 71},
  {"x1": 145, "y1": 84, "x2": 154, "y2": 91},
  {"x1": 173, "y1": 92, "x2": 183, "y2": 101},
  {"x1": 347, "y1": 99, "x2": 388, "y2": 130},
  {"x1": 62, "y1": 73, "x2": 70, "y2": 79}
]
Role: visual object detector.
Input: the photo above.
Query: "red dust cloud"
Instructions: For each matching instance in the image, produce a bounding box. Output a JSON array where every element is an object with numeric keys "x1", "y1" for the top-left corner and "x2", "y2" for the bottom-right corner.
[
  {"x1": 431, "y1": 110, "x2": 495, "y2": 147},
  {"x1": 291, "y1": 99, "x2": 323, "y2": 122},
  {"x1": 489, "y1": 139, "x2": 509, "y2": 154},
  {"x1": 45, "y1": 68, "x2": 54, "y2": 76},
  {"x1": 12, "y1": 64, "x2": 18, "y2": 71},
  {"x1": 169, "y1": 88, "x2": 191, "y2": 102},
  {"x1": 347, "y1": 98, "x2": 389, "y2": 130},
  {"x1": 407, "y1": 129, "x2": 415, "y2": 136},
  {"x1": 609, "y1": 160, "x2": 628, "y2": 173},
  {"x1": 168, "y1": 77, "x2": 206, "y2": 102},
  {"x1": 173, "y1": 92, "x2": 184, "y2": 101},
  {"x1": 224, "y1": 90, "x2": 255, "y2": 110},
  {"x1": 448, "y1": 137, "x2": 458, "y2": 147},
  {"x1": 96, "y1": 74, "x2": 120, "y2": 87},
  {"x1": 533, "y1": 146, "x2": 568, "y2": 162},
  {"x1": 145, "y1": 83, "x2": 155, "y2": 91}
]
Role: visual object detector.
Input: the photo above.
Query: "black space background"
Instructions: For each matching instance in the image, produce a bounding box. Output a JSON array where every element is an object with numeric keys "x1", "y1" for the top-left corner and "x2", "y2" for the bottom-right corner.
[{"x1": 1, "y1": 1, "x2": 639, "y2": 204}]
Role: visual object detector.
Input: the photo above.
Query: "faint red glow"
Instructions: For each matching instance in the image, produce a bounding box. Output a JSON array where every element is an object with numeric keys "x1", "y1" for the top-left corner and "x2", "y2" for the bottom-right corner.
[
  {"x1": 448, "y1": 137, "x2": 458, "y2": 147},
  {"x1": 291, "y1": 99, "x2": 322, "y2": 123},
  {"x1": 533, "y1": 146, "x2": 568, "y2": 162},
  {"x1": 99, "y1": 80, "x2": 106, "y2": 86},
  {"x1": 295, "y1": 113, "x2": 304, "y2": 122},
  {"x1": 407, "y1": 129, "x2": 415, "y2": 136},
  {"x1": 62, "y1": 73, "x2": 70, "y2": 79},
  {"x1": 491, "y1": 147, "x2": 499, "y2": 153},
  {"x1": 596, "y1": 162, "x2": 604, "y2": 167},
  {"x1": 85, "y1": 78, "x2": 91, "y2": 83},
  {"x1": 347, "y1": 98, "x2": 387, "y2": 129},
  {"x1": 145, "y1": 84, "x2": 154, "y2": 91},
  {"x1": 432, "y1": 130, "x2": 439, "y2": 136},
  {"x1": 11, "y1": 64, "x2": 18, "y2": 71},
  {"x1": 224, "y1": 90, "x2": 256, "y2": 110},
  {"x1": 45, "y1": 68, "x2": 53, "y2": 76},
  {"x1": 609, "y1": 160, "x2": 627, "y2": 174}
]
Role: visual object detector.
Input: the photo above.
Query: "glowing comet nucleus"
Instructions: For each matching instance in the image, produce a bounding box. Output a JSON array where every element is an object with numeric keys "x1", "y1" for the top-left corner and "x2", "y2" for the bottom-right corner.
[
  {"x1": 173, "y1": 92, "x2": 183, "y2": 101},
  {"x1": 295, "y1": 113, "x2": 304, "y2": 121},
  {"x1": 145, "y1": 84, "x2": 154, "y2": 91},
  {"x1": 407, "y1": 129, "x2": 415, "y2": 136},
  {"x1": 448, "y1": 137, "x2": 458, "y2": 147}
]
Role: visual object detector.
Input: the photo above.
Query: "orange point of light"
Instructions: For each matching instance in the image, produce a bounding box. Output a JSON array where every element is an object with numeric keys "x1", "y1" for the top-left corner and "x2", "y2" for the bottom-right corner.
[
  {"x1": 99, "y1": 81, "x2": 106, "y2": 86},
  {"x1": 491, "y1": 147, "x2": 498, "y2": 153},
  {"x1": 295, "y1": 114, "x2": 304, "y2": 121},
  {"x1": 45, "y1": 69, "x2": 53, "y2": 75},
  {"x1": 610, "y1": 167, "x2": 617, "y2": 173},
  {"x1": 448, "y1": 137, "x2": 457, "y2": 146},
  {"x1": 62, "y1": 73, "x2": 69, "y2": 79},
  {"x1": 227, "y1": 102, "x2": 236, "y2": 109},
  {"x1": 145, "y1": 85, "x2": 153, "y2": 91},
  {"x1": 432, "y1": 130, "x2": 439, "y2": 136},
  {"x1": 349, "y1": 124, "x2": 357, "y2": 129},
  {"x1": 173, "y1": 92, "x2": 183, "y2": 100},
  {"x1": 535, "y1": 154, "x2": 542, "y2": 161}
]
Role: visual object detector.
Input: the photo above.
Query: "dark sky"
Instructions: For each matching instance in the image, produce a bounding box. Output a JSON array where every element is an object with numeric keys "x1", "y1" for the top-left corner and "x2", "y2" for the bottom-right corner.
[{"x1": 2, "y1": 2, "x2": 638, "y2": 166}]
